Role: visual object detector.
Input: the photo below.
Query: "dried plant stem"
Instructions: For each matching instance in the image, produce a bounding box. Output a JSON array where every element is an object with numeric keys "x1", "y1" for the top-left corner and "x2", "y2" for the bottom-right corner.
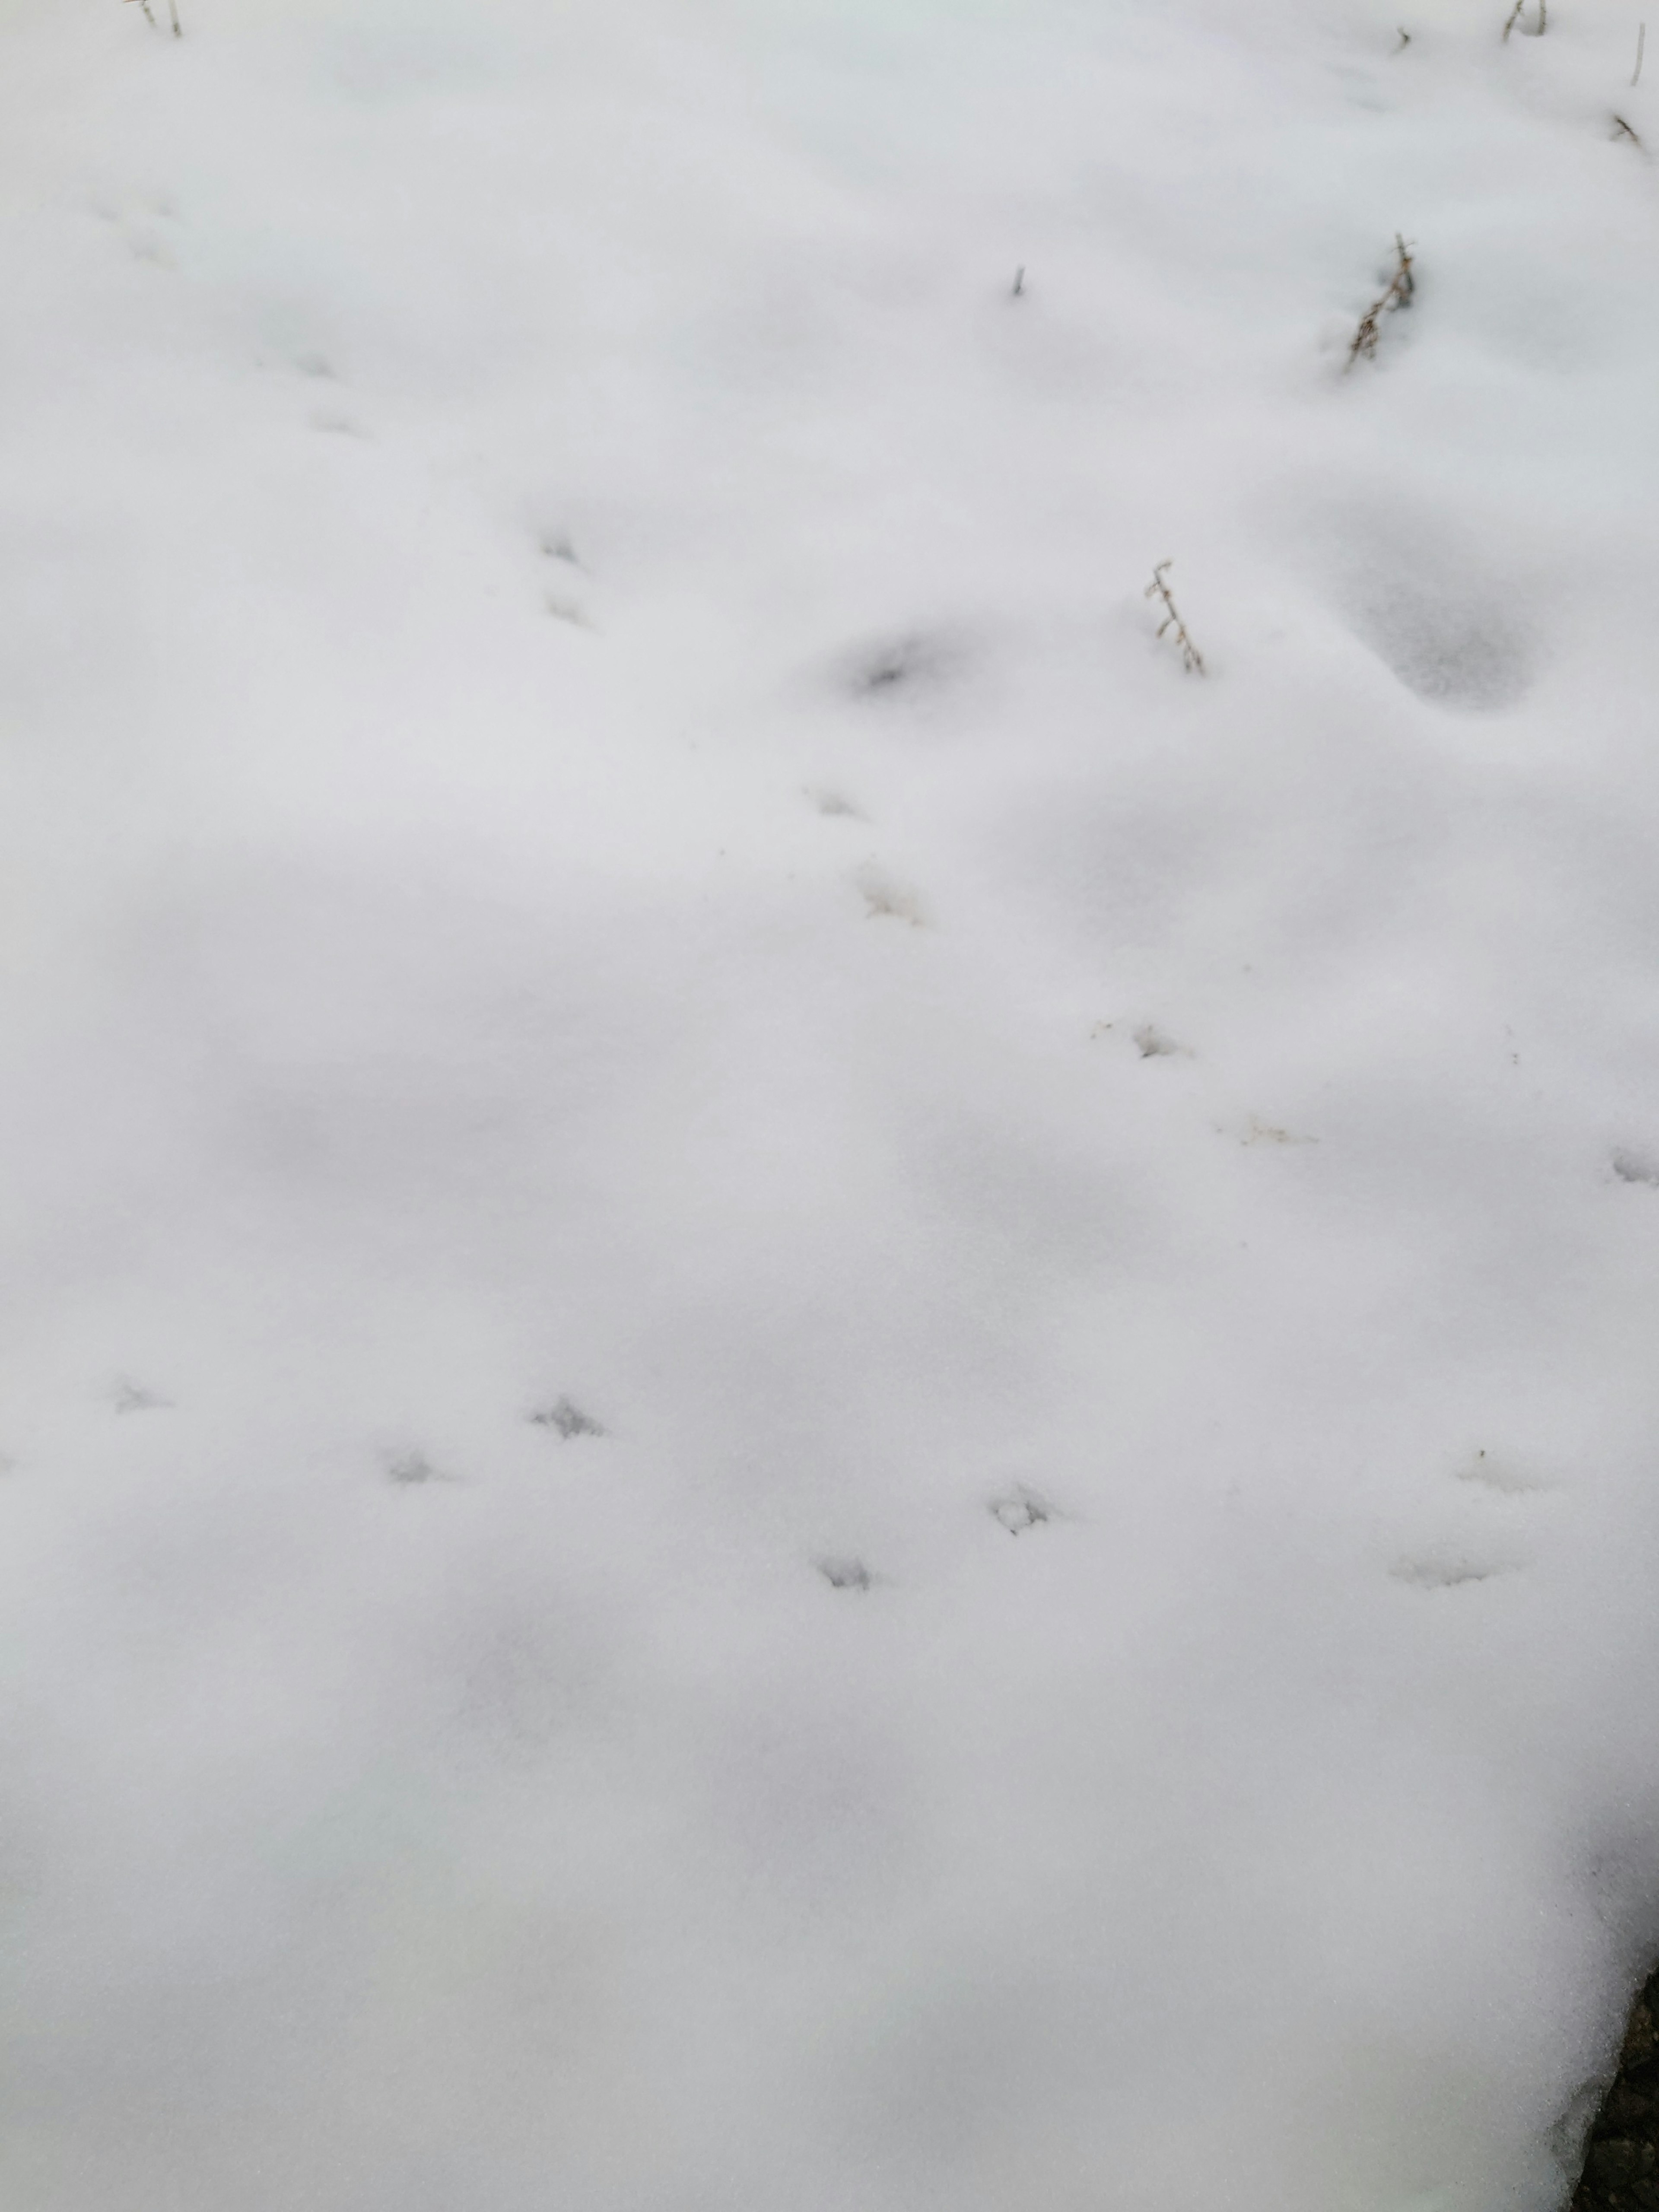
[
  {"x1": 1346, "y1": 233, "x2": 1415, "y2": 368},
  {"x1": 1145, "y1": 562, "x2": 1206, "y2": 676},
  {"x1": 1635, "y1": 24, "x2": 1647, "y2": 86},
  {"x1": 1613, "y1": 112, "x2": 1645, "y2": 144},
  {"x1": 168, "y1": 0, "x2": 181, "y2": 34},
  {"x1": 1503, "y1": 0, "x2": 1547, "y2": 35}
]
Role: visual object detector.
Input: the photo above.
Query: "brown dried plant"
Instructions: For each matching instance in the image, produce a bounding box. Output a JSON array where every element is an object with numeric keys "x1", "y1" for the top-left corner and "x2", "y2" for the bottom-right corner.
[
  {"x1": 1503, "y1": 1, "x2": 1547, "y2": 38},
  {"x1": 1347, "y1": 234, "x2": 1415, "y2": 368},
  {"x1": 1145, "y1": 562, "x2": 1206, "y2": 675}
]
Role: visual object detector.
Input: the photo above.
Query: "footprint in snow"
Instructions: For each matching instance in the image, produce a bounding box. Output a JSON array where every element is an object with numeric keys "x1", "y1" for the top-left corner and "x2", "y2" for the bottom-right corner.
[
  {"x1": 989, "y1": 1485, "x2": 1057, "y2": 1535},
  {"x1": 1389, "y1": 1545, "x2": 1525, "y2": 1590},
  {"x1": 833, "y1": 629, "x2": 963, "y2": 705},
  {"x1": 387, "y1": 1450, "x2": 449, "y2": 1487},
  {"x1": 1455, "y1": 1448, "x2": 1553, "y2": 1496},
  {"x1": 534, "y1": 536, "x2": 594, "y2": 627},
  {"x1": 856, "y1": 863, "x2": 926, "y2": 926},
  {"x1": 530, "y1": 1396, "x2": 606, "y2": 1440},
  {"x1": 849, "y1": 636, "x2": 929, "y2": 697},
  {"x1": 112, "y1": 1379, "x2": 171, "y2": 1414},
  {"x1": 810, "y1": 788, "x2": 868, "y2": 821},
  {"x1": 1239, "y1": 1115, "x2": 1316, "y2": 1147},
  {"x1": 1391, "y1": 1444, "x2": 1550, "y2": 1583},
  {"x1": 1088, "y1": 1022, "x2": 1191, "y2": 1058},
  {"x1": 816, "y1": 1556, "x2": 878, "y2": 1592}
]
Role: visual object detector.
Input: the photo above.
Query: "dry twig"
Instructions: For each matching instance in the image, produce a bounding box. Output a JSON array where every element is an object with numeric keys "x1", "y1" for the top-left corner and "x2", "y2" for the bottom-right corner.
[
  {"x1": 1636, "y1": 23, "x2": 1647, "y2": 85},
  {"x1": 1347, "y1": 234, "x2": 1415, "y2": 367},
  {"x1": 1503, "y1": 0, "x2": 1546, "y2": 36},
  {"x1": 1612, "y1": 112, "x2": 1645, "y2": 144},
  {"x1": 1145, "y1": 562, "x2": 1206, "y2": 675}
]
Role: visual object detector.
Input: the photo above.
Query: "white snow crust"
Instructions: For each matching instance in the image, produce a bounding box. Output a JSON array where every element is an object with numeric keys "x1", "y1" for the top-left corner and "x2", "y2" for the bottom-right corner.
[{"x1": 2, "y1": 2, "x2": 1659, "y2": 2207}]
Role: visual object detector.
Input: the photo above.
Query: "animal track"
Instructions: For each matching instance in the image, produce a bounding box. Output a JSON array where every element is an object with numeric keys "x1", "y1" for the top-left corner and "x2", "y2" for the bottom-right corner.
[
  {"x1": 112, "y1": 1379, "x2": 170, "y2": 1415},
  {"x1": 531, "y1": 1396, "x2": 606, "y2": 1440},
  {"x1": 833, "y1": 630, "x2": 962, "y2": 704},
  {"x1": 856, "y1": 863, "x2": 927, "y2": 926},
  {"x1": 810, "y1": 788, "x2": 867, "y2": 820},
  {"x1": 816, "y1": 1556, "x2": 876, "y2": 1592},
  {"x1": 989, "y1": 1485, "x2": 1055, "y2": 1535},
  {"x1": 851, "y1": 637, "x2": 928, "y2": 695},
  {"x1": 1391, "y1": 1445, "x2": 1549, "y2": 1583},
  {"x1": 1389, "y1": 1545, "x2": 1523, "y2": 1590},
  {"x1": 1239, "y1": 1115, "x2": 1315, "y2": 1147},
  {"x1": 387, "y1": 1450, "x2": 447, "y2": 1487},
  {"x1": 1455, "y1": 1449, "x2": 1551, "y2": 1496}
]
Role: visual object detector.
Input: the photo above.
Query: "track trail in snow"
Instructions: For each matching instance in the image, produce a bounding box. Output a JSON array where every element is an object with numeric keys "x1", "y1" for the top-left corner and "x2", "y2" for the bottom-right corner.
[{"x1": 0, "y1": 4, "x2": 1657, "y2": 2209}]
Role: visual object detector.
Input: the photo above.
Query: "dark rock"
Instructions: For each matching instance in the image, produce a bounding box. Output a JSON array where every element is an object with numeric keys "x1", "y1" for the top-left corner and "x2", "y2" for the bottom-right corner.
[{"x1": 1573, "y1": 1969, "x2": 1659, "y2": 2212}]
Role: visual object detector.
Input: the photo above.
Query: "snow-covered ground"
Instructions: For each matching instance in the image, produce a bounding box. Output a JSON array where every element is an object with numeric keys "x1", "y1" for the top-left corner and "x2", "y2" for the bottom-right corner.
[{"x1": 2, "y1": 1, "x2": 1658, "y2": 2205}]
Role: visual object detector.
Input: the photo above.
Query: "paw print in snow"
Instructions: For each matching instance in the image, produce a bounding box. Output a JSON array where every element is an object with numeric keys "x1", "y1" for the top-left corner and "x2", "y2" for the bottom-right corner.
[
  {"x1": 531, "y1": 1396, "x2": 605, "y2": 1440},
  {"x1": 856, "y1": 863, "x2": 926, "y2": 926},
  {"x1": 387, "y1": 1451, "x2": 449, "y2": 1487},
  {"x1": 113, "y1": 1379, "x2": 171, "y2": 1414},
  {"x1": 990, "y1": 1486, "x2": 1055, "y2": 1535},
  {"x1": 817, "y1": 1556, "x2": 877, "y2": 1592}
]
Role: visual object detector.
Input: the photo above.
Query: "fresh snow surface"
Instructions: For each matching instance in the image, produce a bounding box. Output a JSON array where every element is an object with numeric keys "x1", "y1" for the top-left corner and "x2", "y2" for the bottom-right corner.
[{"x1": 2, "y1": 2, "x2": 1659, "y2": 2207}]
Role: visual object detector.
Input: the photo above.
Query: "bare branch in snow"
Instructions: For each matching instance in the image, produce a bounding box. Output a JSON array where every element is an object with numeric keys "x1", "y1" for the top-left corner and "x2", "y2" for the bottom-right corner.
[
  {"x1": 1144, "y1": 562, "x2": 1207, "y2": 675},
  {"x1": 1347, "y1": 233, "x2": 1415, "y2": 368}
]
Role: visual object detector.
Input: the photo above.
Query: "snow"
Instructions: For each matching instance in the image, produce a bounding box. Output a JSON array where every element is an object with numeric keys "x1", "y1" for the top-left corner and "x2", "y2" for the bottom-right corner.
[{"x1": 1, "y1": 0, "x2": 1658, "y2": 2206}]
